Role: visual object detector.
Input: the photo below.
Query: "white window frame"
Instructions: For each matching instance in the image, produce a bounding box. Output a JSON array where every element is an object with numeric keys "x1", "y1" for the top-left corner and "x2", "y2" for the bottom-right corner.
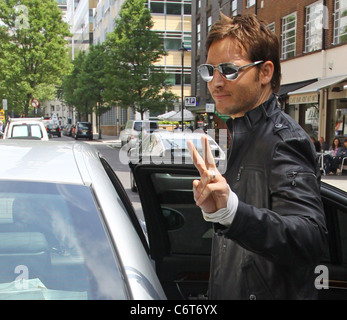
[
  {"x1": 247, "y1": 0, "x2": 256, "y2": 8},
  {"x1": 281, "y1": 12, "x2": 297, "y2": 60},
  {"x1": 333, "y1": 0, "x2": 347, "y2": 44},
  {"x1": 267, "y1": 22, "x2": 275, "y2": 33},
  {"x1": 305, "y1": 1, "x2": 323, "y2": 53}
]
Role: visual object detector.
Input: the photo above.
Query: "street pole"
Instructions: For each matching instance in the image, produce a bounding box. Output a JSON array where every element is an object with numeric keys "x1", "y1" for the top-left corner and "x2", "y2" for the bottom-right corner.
[{"x1": 179, "y1": 42, "x2": 187, "y2": 130}]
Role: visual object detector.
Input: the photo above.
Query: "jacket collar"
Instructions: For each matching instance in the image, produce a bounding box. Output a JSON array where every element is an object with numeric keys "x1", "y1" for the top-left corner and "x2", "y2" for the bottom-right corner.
[{"x1": 226, "y1": 93, "x2": 279, "y2": 133}]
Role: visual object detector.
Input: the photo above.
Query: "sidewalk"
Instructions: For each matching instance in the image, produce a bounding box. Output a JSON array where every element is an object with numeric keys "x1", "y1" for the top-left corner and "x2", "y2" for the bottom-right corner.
[
  {"x1": 92, "y1": 134, "x2": 121, "y2": 147},
  {"x1": 321, "y1": 174, "x2": 347, "y2": 192}
]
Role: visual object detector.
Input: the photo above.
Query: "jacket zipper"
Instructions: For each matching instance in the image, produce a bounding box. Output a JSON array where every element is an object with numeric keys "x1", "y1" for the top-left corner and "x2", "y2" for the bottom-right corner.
[{"x1": 287, "y1": 171, "x2": 316, "y2": 186}]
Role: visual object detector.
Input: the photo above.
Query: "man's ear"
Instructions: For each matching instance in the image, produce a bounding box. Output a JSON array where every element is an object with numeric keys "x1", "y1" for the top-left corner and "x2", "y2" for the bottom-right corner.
[{"x1": 260, "y1": 61, "x2": 274, "y2": 86}]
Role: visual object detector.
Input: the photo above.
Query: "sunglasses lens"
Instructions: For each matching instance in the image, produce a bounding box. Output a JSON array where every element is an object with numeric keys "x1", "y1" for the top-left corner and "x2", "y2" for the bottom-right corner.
[
  {"x1": 199, "y1": 65, "x2": 214, "y2": 82},
  {"x1": 219, "y1": 64, "x2": 238, "y2": 80}
]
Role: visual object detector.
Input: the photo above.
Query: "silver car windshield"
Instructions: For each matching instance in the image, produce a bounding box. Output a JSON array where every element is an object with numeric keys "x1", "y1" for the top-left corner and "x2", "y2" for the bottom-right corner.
[{"x1": 0, "y1": 181, "x2": 127, "y2": 300}]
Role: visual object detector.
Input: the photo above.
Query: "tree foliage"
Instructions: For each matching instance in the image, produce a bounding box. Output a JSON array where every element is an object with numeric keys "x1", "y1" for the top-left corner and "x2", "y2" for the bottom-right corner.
[
  {"x1": 103, "y1": 0, "x2": 178, "y2": 119},
  {"x1": 0, "y1": 0, "x2": 71, "y2": 116}
]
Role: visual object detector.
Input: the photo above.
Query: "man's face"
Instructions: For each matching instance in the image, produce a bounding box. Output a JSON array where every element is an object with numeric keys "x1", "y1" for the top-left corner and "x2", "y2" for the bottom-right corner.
[{"x1": 206, "y1": 37, "x2": 269, "y2": 118}]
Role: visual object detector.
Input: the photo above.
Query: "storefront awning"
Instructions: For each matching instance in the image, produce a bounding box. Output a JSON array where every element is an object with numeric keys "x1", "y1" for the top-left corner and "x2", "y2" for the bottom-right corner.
[
  {"x1": 287, "y1": 74, "x2": 347, "y2": 104},
  {"x1": 288, "y1": 74, "x2": 347, "y2": 95},
  {"x1": 278, "y1": 79, "x2": 317, "y2": 97}
]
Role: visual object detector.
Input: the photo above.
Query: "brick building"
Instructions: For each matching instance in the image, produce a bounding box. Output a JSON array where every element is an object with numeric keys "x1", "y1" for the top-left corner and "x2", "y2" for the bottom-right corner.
[{"x1": 192, "y1": 0, "x2": 347, "y2": 144}]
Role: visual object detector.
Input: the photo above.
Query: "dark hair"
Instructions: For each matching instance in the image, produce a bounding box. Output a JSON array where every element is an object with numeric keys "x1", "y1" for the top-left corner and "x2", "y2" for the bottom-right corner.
[
  {"x1": 206, "y1": 13, "x2": 281, "y2": 93},
  {"x1": 331, "y1": 137, "x2": 341, "y2": 149}
]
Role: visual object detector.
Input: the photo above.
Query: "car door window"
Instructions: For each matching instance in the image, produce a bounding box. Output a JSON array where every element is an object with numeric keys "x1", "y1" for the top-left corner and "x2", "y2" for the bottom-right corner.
[
  {"x1": 30, "y1": 125, "x2": 43, "y2": 138},
  {"x1": 338, "y1": 210, "x2": 347, "y2": 262},
  {"x1": 320, "y1": 183, "x2": 347, "y2": 299},
  {"x1": 99, "y1": 157, "x2": 149, "y2": 253},
  {"x1": 150, "y1": 172, "x2": 212, "y2": 255}
]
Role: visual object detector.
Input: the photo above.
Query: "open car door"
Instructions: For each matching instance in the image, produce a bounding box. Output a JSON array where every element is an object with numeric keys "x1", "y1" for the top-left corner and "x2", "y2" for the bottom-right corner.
[
  {"x1": 131, "y1": 162, "x2": 347, "y2": 300},
  {"x1": 131, "y1": 163, "x2": 211, "y2": 300}
]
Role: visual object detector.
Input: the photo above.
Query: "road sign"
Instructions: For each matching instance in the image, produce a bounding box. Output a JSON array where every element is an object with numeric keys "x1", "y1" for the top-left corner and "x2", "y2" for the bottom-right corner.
[
  {"x1": 206, "y1": 103, "x2": 215, "y2": 113},
  {"x1": 31, "y1": 98, "x2": 40, "y2": 108},
  {"x1": 184, "y1": 96, "x2": 196, "y2": 107}
]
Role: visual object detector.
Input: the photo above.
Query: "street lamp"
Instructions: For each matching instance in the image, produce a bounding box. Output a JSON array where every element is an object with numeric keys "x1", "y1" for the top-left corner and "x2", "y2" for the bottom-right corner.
[{"x1": 179, "y1": 42, "x2": 187, "y2": 129}]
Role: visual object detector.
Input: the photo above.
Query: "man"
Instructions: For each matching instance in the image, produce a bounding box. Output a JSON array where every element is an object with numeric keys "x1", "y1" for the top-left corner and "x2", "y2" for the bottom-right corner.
[
  {"x1": 187, "y1": 13, "x2": 327, "y2": 300},
  {"x1": 319, "y1": 136, "x2": 329, "y2": 151}
]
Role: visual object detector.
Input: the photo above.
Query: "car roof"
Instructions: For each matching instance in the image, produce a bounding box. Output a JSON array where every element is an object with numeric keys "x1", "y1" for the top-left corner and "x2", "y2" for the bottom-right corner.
[
  {"x1": 0, "y1": 140, "x2": 96, "y2": 185},
  {"x1": 8, "y1": 117, "x2": 44, "y2": 122},
  {"x1": 152, "y1": 130, "x2": 215, "y2": 140}
]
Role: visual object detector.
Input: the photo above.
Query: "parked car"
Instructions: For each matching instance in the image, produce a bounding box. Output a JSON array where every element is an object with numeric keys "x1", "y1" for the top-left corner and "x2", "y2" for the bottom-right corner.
[
  {"x1": 73, "y1": 122, "x2": 93, "y2": 140},
  {"x1": 128, "y1": 131, "x2": 227, "y2": 191},
  {"x1": 3, "y1": 117, "x2": 49, "y2": 141},
  {"x1": 62, "y1": 124, "x2": 73, "y2": 136},
  {"x1": 0, "y1": 140, "x2": 165, "y2": 300},
  {"x1": 119, "y1": 120, "x2": 158, "y2": 147},
  {"x1": 45, "y1": 121, "x2": 61, "y2": 138}
]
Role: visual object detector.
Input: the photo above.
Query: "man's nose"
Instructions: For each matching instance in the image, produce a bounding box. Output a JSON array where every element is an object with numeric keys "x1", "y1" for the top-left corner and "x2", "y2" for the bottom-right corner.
[{"x1": 210, "y1": 69, "x2": 225, "y2": 88}]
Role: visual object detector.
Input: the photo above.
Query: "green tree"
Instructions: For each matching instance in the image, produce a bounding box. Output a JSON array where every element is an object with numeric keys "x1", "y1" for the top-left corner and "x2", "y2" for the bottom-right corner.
[
  {"x1": 78, "y1": 44, "x2": 110, "y2": 139},
  {"x1": 103, "y1": 0, "x2": 178, "y2": 119},
  {"x1": 61, "y1": 51, "x2": 93, "y2": 121},
  {"x1": 0, "y1": 0, "x2": 71, "y2": 117}
]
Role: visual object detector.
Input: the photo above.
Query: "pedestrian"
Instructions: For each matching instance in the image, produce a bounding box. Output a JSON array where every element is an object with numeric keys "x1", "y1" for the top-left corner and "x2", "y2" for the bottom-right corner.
[
  {"x1": 187, "y1": 13, "x2": 327, "y2": 300},
  {"x1": 319, "y1": 136, "x2": 329, "y2": 152},
  {"x1": 324, "y1": 137, "x2": 341, "y2": 175},
  {"x1": 174, "y1": 123, "x2": 181, "y2": 132},
  {"x1": 311, "y1": 136, "x2": 321, "y2": 152}
]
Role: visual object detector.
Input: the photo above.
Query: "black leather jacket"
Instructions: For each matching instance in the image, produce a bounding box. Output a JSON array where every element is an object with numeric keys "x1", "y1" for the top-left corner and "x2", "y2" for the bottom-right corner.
[{"x1": 209, "y1": 94, "x2": 328, "y2": 300}]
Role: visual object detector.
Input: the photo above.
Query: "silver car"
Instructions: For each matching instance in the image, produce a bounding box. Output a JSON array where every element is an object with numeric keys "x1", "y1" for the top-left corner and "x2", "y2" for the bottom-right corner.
[
  {"x1": 0, "y1": 140, "x2": 165, "y2": 300},
  {"x1": 128, "y1": 130, "x2": 227, "y2": 191}
]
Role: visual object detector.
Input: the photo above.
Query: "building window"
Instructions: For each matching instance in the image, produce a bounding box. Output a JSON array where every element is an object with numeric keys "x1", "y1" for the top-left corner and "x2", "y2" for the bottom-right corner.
[
  {"x1": 281, "y1": 13, "x2": 297, "y2": 59},
  {"x1": 334, "y1": 0, "x2": 347, "y2": 44},
  {"x1": 197, "y1": 23, "x2": 201, "y2": 52},
  {"x1": 150, "y1": 2, "x2": 164, "y2": 13},
  {"x1": 231, "y1": 0, "x2": 237, "y2": 16},
  {"x1": 305, "y1": 1, "x2": 323, "y2": 53},
  {"x1": 247, "y1": 0, "x2": 256, "y2": 8},
  {"x1": 167, "y1": 3, "x2": 181, "y2": 15},
  {"x1": 267, "y1": 22, "x2": 275, "y2": 33},
  {"x1": 207, "y1": 16, "x2": 212, "y2": 32}
]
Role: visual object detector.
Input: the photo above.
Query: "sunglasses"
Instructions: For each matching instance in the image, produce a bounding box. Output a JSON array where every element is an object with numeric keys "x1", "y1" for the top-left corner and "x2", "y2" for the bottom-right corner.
[{"x1": 198, "y1": 60, "x2": 264, "y2": 82}]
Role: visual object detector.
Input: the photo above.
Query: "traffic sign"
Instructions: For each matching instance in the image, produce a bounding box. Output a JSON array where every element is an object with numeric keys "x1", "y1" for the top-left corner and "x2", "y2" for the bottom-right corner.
[
  {"x1": 206, "y1": 103, "x2": 215, "y2": 113},
  {"x1": 184, "y1": 96, "x2": 196, "y2": 107},
  {"x1": 31, "y1": 98, "x2": 40, "y2": 108}
]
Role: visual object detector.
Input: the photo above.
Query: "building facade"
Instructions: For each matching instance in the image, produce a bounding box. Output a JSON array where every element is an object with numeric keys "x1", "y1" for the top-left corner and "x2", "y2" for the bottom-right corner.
[
  {"x1": 192, "y1": 0, "x2": 347, "y2": 144},
  {"x1": 94, "y1": 0, "x2": 192, "y2": 135}
]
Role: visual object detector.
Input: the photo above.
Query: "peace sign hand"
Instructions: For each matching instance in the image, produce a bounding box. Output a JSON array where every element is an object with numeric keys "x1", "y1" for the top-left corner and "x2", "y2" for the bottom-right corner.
[{"x1": 187, "y1": 135, "x2": 230, "y2": 213}]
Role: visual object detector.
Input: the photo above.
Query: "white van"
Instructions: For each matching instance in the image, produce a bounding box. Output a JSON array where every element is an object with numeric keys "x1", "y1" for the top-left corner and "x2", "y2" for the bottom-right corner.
[
  {"x1": 119, "y1": 120, "x2": 158, "y2": 146},
  {"x1": 3, "y1": 117, "x2": 49, "y2": 141}
]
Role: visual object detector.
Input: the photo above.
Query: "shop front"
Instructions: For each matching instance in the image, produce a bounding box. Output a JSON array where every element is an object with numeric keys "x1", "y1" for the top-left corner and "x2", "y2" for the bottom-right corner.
[{"x1": 287, "y1": 74, "x2": 347, "y2": 145}]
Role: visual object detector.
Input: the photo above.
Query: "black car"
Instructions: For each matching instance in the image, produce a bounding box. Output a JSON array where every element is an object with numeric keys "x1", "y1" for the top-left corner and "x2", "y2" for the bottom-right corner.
[
  {"x1": 74, "y1": 122, "x2": 93, "y2": 140},
  {"x1": 46, "y1": 122, "x2": 61, "y2": 138}
]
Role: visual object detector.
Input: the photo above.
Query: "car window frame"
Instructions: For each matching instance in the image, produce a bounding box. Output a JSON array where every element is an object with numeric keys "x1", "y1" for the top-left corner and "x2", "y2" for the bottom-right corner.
[{"x1": 99, "y1": 156, "x2": 150, "y2": 254}]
